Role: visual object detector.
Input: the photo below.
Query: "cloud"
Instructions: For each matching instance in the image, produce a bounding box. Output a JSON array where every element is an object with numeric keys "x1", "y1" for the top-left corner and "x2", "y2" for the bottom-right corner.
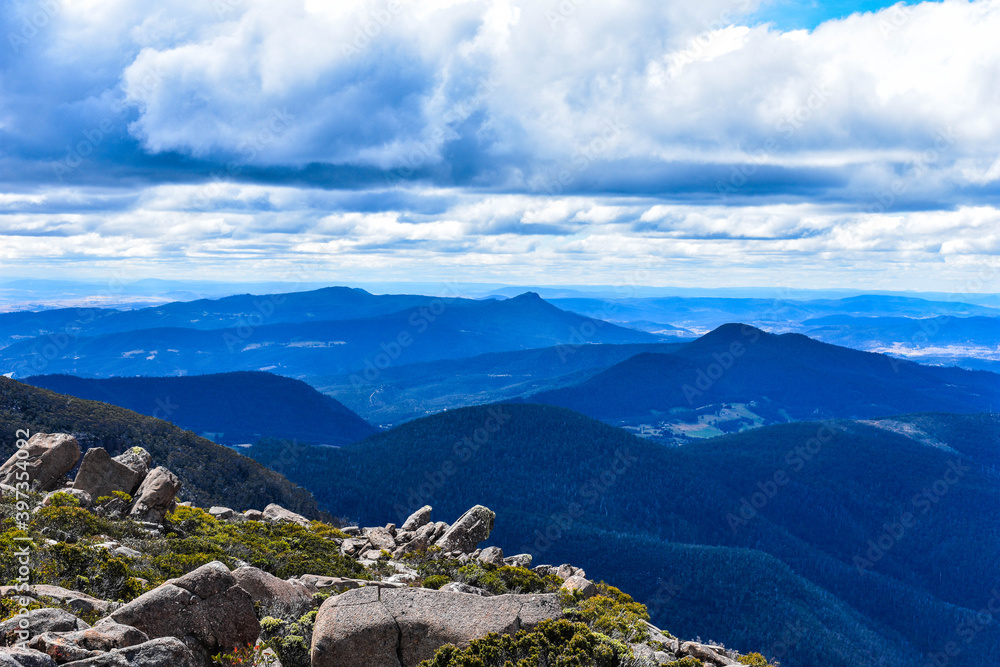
[{"x1": 1, "y1": 0, "x2": 999, "y2": 289}]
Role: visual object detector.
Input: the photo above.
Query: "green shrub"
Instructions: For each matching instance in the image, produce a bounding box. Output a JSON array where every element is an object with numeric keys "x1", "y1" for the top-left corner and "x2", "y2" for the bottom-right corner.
[
  {"x1": 418, "y1": 619, "x2": 632, "y2": 667},
  {"x1": 46, "y1": 492, "x2": 81, "y2": 508},
  {"x1": 36, "y1": 543, "x2": 145, "y2": 602},
  {"x1": 456, "y1": 563, "x2": 502, "y2": 593},
  {"x1": 422, "y1": 574, "x2": 452, "y2": 590},
  {"x1": 667, "y1": 659, "x2": 704, "y2": 667},
  {"x1": 563, "y1": 584, "x2": 651, "y2": 643},
  {"x1": 258, "y1": 610, "x2": 317, "y2": 667},
  {"x1": 31, "y1": 506, "x2": 108, "y2": 539},
  {"x1": 496, "y1": 566, "x2": 556, "y2": 594},
  {"x1": 739, "y1": 653, "x2": 776, "y2": 666}
]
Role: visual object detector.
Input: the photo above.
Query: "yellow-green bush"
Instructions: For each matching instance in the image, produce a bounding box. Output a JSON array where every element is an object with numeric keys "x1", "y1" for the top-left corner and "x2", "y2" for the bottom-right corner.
[
  {"x1": 418, "y1": 619, "x2": 632, "y2": 667},
  {"x1": 562, "y1": 584, "x2": 651, "y2": 643}
]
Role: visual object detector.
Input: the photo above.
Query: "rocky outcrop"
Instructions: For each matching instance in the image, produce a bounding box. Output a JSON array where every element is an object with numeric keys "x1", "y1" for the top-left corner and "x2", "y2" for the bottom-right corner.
[
  {"x1": 311, "y1": 586, "x2": 562, "y2": 667},
  {"x1": 0, "y1": 646, "x2": 57, "y2": 667},
  {"x1": 57, "y1": 638, "x2": 199, "y2": 667},
  {"x1": 232, "y1": 566, "x2": 314, "y2": 616},
  {"x1": 476, "y1": 546, "x2": 504, "y2": 566},
  {"x1": 27, "y1": 619, "x2": 148, "y2": 663},
  {"x1": 110, "y1": 448, "x2": 150, "y2": 482},
  {"x1": 349, "y1": 506, "x2": 500, "y2": 562},
  {"x1": 0, "y1": 587, "x2": 111, "y2": 618},
  {"x1": 434, "y1": 505, "x2": 494, "y2": 554},
  {"x1": 400, "y1": 505, "x2": 432, "y2": 531},
  {"x1": 0, "y1": 610, "x2": 88, "y2": 647},
  {"x1": 0, "y1": 434, "x2": 80, "y2": 493},
  {"x1": 128, "y1": 468, "x2": 181, "y2": 524},
  {"x1": 110, "y1": 562, "x2": 258, "y2": 666},
  {"x1": 72, "y1": 449, "x2": 145, "y2": 501},
  {"x1": 679, "y1": 641, "x2": 740, "y2": 666},
  {"x1": 560, "y1": 575, "x2": 597, "y2": 599},
  {"x1": 262, "y1": 504, "x2": 310, "y2": 527},
  {"x1": 207, "y1": 507, "x2": 236, "y2": 521}
]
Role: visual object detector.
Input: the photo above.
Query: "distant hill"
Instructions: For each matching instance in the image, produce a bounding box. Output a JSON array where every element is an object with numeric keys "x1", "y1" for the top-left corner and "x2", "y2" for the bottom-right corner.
[
  {"x1": 0, "y1": 286, "x2": 457, "y2": 346},
  {"x1": 247, "y1": 403, "x2": 1000, "y2": 667},
  {"x1": 532, "y1": 324, "x2": 1000, "y2": 427},
  {"x1": 804, "y1": 314, "x2": 1000, "y2": 370},
  {"x1": 0, "y1": 377, "x2": 321, "y2": 516},
  {"x1": 312, "y1": 342, "x2": 686, "y2": 426},
  {"x1": 550, "y1": 293, "x2": 1000, "y2": 332},
  {"x1": 0, "y1": 292, "x2": 660, "y2": 379},
  {"x1": 22, "y1": 372, "x2": 376, "y2": 446}
]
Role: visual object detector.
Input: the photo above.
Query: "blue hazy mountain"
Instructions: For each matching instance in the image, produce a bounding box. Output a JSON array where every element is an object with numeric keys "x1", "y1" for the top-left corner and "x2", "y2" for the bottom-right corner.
[
  {"x1": 531, "y1": 324, "x2": 1000, "y2": 427},
  {"x1": 21, "y1": 371, "x2": 376, "y2": 446},
  {"x1": 0, "y1": 292, "x2": 660, "y2": 379}
]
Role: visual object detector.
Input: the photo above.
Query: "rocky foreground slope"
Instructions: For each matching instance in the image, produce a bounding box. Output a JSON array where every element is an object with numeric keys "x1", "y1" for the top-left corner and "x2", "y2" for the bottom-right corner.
[{"x1": 0, "y1": 433, "x2": 773, "y2": 667}]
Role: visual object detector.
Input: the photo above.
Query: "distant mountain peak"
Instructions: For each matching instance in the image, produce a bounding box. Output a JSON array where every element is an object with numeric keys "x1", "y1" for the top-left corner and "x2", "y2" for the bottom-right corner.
[
  {"x1": 509, "y1": 291, "x2": 544, "y2": 301},
  {"x1": 690, "y1": 322, "x2": 771, "y2": 346}
]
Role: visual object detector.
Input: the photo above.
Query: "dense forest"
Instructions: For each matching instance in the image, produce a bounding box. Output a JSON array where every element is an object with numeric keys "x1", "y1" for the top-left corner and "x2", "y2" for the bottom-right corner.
[
  {"x1": 0, "y1": 377, "x2": 321, "y2": 516},
  {"x1": 23, "y1": 372, "x2": 375, "y2": 446},
  {"x1": 249, "y1": 404, "x2": 1000, "y2": 667}
]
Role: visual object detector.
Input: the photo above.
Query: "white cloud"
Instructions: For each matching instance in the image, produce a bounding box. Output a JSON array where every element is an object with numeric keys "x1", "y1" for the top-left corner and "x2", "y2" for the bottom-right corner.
[{"x1": 2, "y1": 0, "x2": 1000, "y2": 288}]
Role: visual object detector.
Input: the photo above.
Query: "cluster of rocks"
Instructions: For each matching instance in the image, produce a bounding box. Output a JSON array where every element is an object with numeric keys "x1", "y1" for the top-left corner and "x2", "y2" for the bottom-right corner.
[
  {"x1": 0, "y1": 562, "x2": 257, "y2": 667},
  {"x1": 340, "y1": 504, "x2": 532, "y2": 567},
  {"x1": 0, "y1": 434, "x2": 179, "y2": 526},
  {"x1": 0, "y1": 434, "x2": 749, "y2": 667}
]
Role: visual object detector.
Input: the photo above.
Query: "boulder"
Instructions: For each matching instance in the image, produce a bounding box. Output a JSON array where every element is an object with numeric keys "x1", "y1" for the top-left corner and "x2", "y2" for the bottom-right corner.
[
  {"x1": 400, "y1": 506, "x2": 432, "y2": 531},
  {"x1": 291, "y1": 576, "x2": 366, "y2": 595},
  {"x1": 261, "y1": 504, "x2": 310, "y2": 528},
  {"x1": 0, "y1": 586, "x2": 111, "y2": 617},
  {"x1": 311, "y1": 586, "x2": 562, "y2": 667},
  {"x1": 439, "y1": 582, "x2": 490, "y2": 596},
  {"x1": 555, "y1": 564, "x2": 584, "y2": 580},
  {"x1": 110, "y1": 562, "x2": 258, "y2": 665},
  {"x1": 429, "y1": 521, "x2": 448, "y2": 543},
  {"x1": 207, "y1": 507, "x2": 235, "y2": 521},
  {"x1": 561, "y1": 575, "x2": 597, "y2": 599},
  {"x1": 23, "y1": 635, "x2": 100, "y2": 664},
  {"x1": 391, "y1": 534, "x2": 428, "y2": 560},
  {"x1": 112, "y1": 448, "x2": 151, "y2": 483},
  {"x1": 434, "y1": 506, "x2": 495, "y2": 554},
  {"x1": 339, "y1": 538, "x2": 367, "y2": 558},
  {"x1": 0, "y1": 647, "x2": 57, "y2": 667},
  {"x1": 128, "y1": 468, "x2": 181, "y2": 524},
  {"x1": 646, "y1": 622, "x2": 680, "y2": 653},
  {"x1": 58, "y1": 638, "x2": 199, "y2": 667},
  {"x1": 364, "y1": 527, "x2": 396, "y2": 552},
  {"x1": 504, "y1": 554, "x2": 533, "y2": 569},
  {"x1": 232, "y1": 567, "x2": 313, "y2": 616},
  {"x1": 477, "y1": 546, "x2": 504, "y2": 566},
  {"x1": 71, "y1": 449, "x2": 142, "y2": 501},
  {"x1": 0, "y1": 609, "x2": 88, "y2": 646},
  {"x1": 679, "y1": 641, "x2": 739, "y2": 666},
  {"x1": 0, "y1": 434, "x2": 80, "y2": 493},
  {"x1": 243, "y1": 510, "x2": 264, "y2": 522},
  {"x1": 27, "y1": 619, "x2": 148, "y2": 660}
]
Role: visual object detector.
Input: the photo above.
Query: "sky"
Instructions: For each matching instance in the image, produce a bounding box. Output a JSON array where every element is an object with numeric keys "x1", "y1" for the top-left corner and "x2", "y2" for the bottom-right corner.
[{"x1": 1, "y1": 0, "x2": 999, "y2": 293}]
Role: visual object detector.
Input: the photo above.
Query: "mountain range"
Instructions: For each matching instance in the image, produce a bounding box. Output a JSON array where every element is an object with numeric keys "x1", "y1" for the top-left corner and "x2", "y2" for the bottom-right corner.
[{"x1": 0, "y1": 291, "x2": 658, "y2": 379}]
